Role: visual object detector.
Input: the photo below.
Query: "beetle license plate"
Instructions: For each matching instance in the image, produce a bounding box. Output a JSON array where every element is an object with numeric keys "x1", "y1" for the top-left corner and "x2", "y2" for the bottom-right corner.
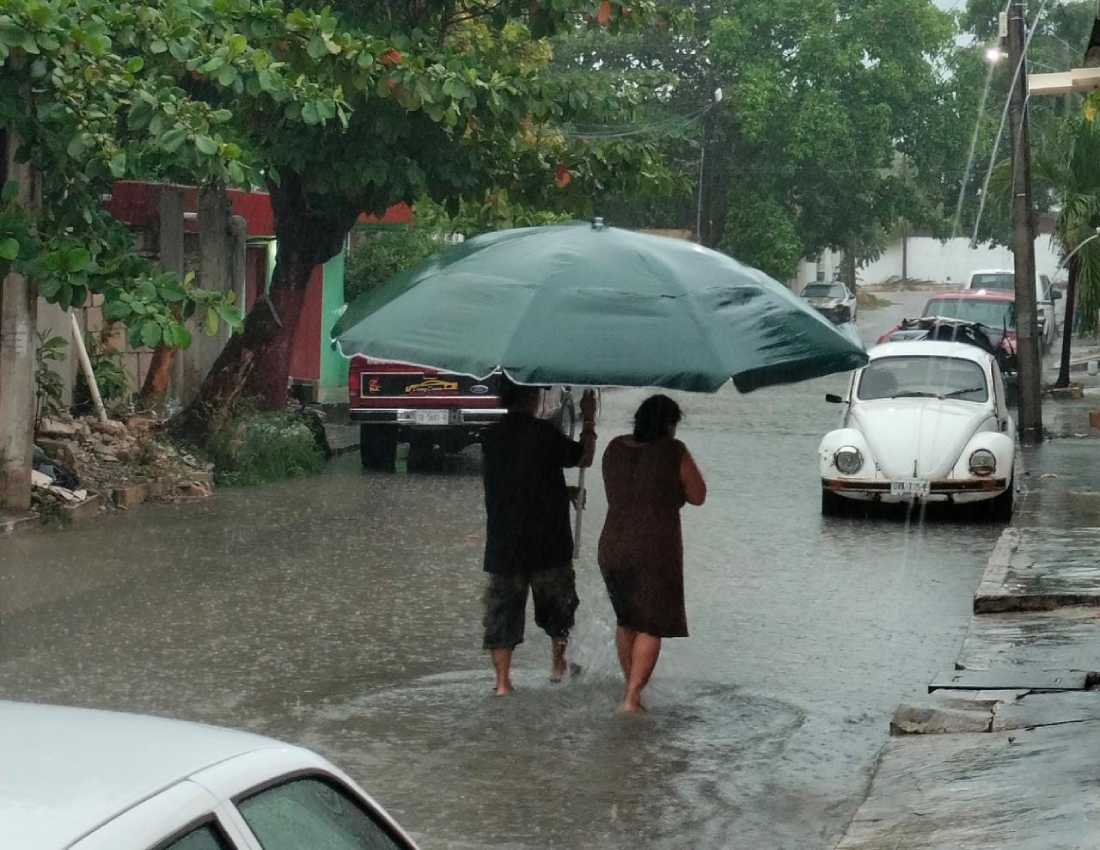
[
  {"x1": 413, "y1": 411, "x2": 450, "y2": 426},
  {"x1": 891, "y1": 479, "x2": 930, "y2": 498}
]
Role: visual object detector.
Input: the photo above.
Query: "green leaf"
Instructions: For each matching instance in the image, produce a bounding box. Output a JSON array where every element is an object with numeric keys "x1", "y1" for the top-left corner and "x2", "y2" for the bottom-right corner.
[
  {"x1": 195, "y1": 135, "x2": 219, "y2": 156},
  {"x1": 174, "y1": 325, "x2": 193, "y2": 349},
  {"x1": 204, "y1": 307, "x2": 219, "y2": 336},
  {"x1": 125, "y1": 56, "x2": 144, "y2": 74},
  {"x1": 228, "y1": 161, "x2": 246, "y2": 185},
  {"x1": 0, "y1": 237, "x2": 18, "y2": 260},
  {"x1": 137, "y1": 280, "x2": 158, "y2": 300},
  {"x1": 108, "y1": 151, "x2": 127, "y2": 178},
  {"x1": 227, "y1": 34, "x2": 248, "y2": 57},
  {"x1": 215, "y1": 304, "x2": 242, "y2": 325},
  {"x1": 102, "y1": 300, "x2": 132, "y2": 321},
  {"x1": 257, "y1": 69, "x2": 276, "y2": 92},
  {"x1": 141, "y1": 320, "x2": 161, "y2": 348},
  {"x1": 301, "y1": 101, "x2": 320, "y2": 125},
  {"x1": 66, "y1": 134, "x2": 87, "y2": 159},
  {"x1": 150, "y1": 39, "x2": 168, "y2": 54},
  {"x1": 307, "y1": 33, "x2": 327, "y2": 60},
  {"x1": 63, "y1": 247, "x2": 91, "y2": 272},
  {"x1": 211, "y1": 109, "x2": 233, "y2": 124},
  {"x1": 161, "y1": 128, "x2": 187, "y2": 153},
  {"x1": 216, "y1": 64, "x2": 239, "y2": 87},
  {"x1": 57, "y1": 283, "x2": 72, "y2": 310},
  {"x1": 129, "y1": 324, "x2": 144, "y2": 349},
  {"x1": 39, "y1": 277, "x2": 62, "y2": 299},
  {"x1": 160, "y1": 285, "x2": 187, "y2": 302}
]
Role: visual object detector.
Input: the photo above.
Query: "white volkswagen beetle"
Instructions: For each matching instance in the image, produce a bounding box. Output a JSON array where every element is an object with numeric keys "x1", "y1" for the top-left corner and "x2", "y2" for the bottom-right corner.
[{"x1": 819, "y1": 340, "x2": 1016, "y2": 519}]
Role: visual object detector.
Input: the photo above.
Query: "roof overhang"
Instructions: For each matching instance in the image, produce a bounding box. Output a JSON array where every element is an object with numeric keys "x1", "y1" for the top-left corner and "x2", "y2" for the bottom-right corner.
[{"x1": 1028, "y1": 8, "x2": 1100, "y2": 96}]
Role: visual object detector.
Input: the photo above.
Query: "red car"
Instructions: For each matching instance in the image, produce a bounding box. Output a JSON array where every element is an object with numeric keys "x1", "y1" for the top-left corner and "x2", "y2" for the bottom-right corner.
[{"x1": 878, "y1": 290, "x2": 1017, "y2": 371}]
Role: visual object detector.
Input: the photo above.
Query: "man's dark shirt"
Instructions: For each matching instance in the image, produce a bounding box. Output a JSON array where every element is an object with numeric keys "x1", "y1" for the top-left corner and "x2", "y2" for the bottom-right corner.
[{"x1": 482, "y1": 412, "x2": 584, "y2": 574}]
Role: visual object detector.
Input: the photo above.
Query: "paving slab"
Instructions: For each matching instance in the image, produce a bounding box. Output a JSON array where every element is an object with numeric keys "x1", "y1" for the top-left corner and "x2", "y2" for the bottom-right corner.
[
  {"x1": 958, "y1": 606, "x2": 1100, "y2": 673},
  {"x1": 837, "y1": 719, "x2": 1100, "y2": 849},
  {"x1": 929, "y1": 668, "x2": 1089, "y2": 692},
  {"x1": 974, "y1": 527, "x2": 1100, "y2": 613},
  {"x1": 995, "y1": 691, "x2": 1100, "y2": 731}
]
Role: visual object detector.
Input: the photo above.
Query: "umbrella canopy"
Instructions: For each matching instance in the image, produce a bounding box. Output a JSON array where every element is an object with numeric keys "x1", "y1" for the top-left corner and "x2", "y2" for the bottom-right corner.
[{"x1": 333, "y1": 222, "x2": 867, "y2": 392}]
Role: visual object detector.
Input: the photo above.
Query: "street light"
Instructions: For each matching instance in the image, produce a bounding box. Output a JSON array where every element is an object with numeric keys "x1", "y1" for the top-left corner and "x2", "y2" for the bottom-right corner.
[{"x1": 986, "y1": 46, "x2": 1006, "y2": 64}]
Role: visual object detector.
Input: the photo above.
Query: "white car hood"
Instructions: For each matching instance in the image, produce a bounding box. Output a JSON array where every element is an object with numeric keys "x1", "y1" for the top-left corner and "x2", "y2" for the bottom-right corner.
[{"x1": 852, "y1": 399, "x2": 994, "y2": 479}]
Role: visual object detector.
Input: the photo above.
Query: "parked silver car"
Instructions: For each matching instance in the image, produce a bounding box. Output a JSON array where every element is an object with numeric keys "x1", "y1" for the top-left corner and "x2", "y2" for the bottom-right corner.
[{"x1": 800, "y1": 281, "x2": 857, "y2": 324}]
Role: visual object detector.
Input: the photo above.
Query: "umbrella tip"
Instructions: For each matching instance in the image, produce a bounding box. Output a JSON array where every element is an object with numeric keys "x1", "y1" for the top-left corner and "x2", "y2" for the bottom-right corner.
[{"x1": 591, "y1": 217, "x2": 608, "y2": 231}]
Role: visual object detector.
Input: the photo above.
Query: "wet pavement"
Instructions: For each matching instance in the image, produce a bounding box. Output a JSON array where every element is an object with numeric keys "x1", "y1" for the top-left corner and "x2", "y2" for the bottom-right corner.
[{"x1": 0, "y1": 289, "x2": 1049, "y2": 849}]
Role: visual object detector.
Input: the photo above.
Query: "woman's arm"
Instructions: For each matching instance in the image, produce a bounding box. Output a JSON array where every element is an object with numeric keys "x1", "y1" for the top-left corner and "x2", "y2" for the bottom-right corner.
[{"x1": 680, "y1": 448, "x2": 707, "y2": 506}]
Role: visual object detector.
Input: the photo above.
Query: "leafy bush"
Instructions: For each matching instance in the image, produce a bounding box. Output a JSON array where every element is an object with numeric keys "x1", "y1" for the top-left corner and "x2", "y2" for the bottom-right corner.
[
  {"x1": 345, "y1": 225, "x2": 440, "y2": 304},
  {"x1": 34, "y1": 330, "x2": 68, "y2": 429},
  {"x1": 208, "y1": 410, "x2": 326, "y2": 487},
  {"x1": 73, "y1": 331, "x2": 131, "y2": 416}
]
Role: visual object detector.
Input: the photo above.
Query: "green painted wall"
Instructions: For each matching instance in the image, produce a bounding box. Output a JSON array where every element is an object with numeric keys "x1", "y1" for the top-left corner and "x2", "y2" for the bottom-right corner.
[{"x1": 318, "y1": 250, "x2": 349, "y2": 404}]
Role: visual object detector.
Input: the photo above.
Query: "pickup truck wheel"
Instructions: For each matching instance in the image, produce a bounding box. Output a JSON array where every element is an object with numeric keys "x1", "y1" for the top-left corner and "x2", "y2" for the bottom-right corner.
[
  {"x1": 360, "y1": 426, "x2": 397, "y2": 470},
  {"x1": 407, "y1": 437, "x2": 435, "y2": 471}
]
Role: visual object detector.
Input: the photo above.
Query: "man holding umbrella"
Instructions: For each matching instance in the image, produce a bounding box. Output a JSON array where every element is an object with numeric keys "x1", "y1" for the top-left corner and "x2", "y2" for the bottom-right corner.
[{"x1": 481, "y1": 382, "x2": 598, "y2": 695}]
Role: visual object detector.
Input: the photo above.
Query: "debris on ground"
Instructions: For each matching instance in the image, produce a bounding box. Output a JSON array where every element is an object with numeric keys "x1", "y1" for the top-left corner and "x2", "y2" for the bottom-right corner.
[{"x1": 31, "y1": 413, "x2": 216, "y2": 525}]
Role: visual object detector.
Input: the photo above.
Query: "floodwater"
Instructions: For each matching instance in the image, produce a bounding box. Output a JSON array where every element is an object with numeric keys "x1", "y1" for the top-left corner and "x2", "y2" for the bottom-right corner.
[{"x1": 1, "y1": 290, "x2": 1018, "y2": 849}]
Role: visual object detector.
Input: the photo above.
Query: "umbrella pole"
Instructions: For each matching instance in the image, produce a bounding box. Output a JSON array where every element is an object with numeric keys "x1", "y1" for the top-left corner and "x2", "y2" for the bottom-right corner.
[{"x1": 574, "y1": 466, "x2": 587, "y2": 555}]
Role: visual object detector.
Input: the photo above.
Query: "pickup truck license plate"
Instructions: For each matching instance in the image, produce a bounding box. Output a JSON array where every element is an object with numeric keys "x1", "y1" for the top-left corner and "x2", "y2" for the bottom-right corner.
[
  {"x1": 890, "y1": 479, "x2": 930, "y2": 498},
  {"x1": 413, "y1": 410, "x2": 450, "y2": 426}
]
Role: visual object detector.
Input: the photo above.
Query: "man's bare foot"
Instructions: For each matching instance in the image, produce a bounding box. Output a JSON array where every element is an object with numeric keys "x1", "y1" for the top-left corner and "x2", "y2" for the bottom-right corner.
[
  {"x1": 618, "y1": 700, "x2": 647, "y2": 714},
  {"x1": 494, "y1": 681, "x2": 514, "y2": 697}
]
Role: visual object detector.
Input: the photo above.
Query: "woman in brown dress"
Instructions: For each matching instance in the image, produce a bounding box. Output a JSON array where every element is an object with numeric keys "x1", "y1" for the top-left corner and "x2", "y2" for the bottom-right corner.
[{"x1": 598, "y1": 395, "x2": 707, "y2": 713}]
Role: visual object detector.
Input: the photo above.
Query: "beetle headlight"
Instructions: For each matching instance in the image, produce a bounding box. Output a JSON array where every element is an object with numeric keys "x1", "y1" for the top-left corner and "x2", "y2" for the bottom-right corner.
[
  {"x1": 969, "y1": 449, "x2": 996, "y2": 477},
  {"x1": 835, "y1": 446, "x2": 864, "y2": 475}
]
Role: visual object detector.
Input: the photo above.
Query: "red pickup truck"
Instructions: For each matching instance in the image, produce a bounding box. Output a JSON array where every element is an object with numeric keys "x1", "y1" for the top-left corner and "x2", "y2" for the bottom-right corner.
[{"x1": 348, "y1": 357, "x2": 577, "y2": 469}]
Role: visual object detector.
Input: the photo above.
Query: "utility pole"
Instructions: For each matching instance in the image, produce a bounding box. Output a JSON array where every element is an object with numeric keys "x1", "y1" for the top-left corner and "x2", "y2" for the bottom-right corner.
[
  {"x1": 1007, "y1": 2, "x2": 1044, "y2": 444},
  {"x1": 0, "y1": 131, "x2": 37, "y2": 511}
]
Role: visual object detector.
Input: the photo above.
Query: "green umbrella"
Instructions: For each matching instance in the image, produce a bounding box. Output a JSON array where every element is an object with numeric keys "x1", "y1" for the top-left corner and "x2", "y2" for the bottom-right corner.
[{"x1": 332, "y1": 221, "x2": 867, "y2": 392}]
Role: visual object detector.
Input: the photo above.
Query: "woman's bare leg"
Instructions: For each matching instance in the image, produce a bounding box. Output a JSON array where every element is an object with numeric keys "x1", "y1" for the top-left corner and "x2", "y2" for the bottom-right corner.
[
  {"x1": 615, "y1": 627, "x2": 637, "y2": 680},
  {"x1": 622, "y1": 634, "x2": 661, "y2": 713}
]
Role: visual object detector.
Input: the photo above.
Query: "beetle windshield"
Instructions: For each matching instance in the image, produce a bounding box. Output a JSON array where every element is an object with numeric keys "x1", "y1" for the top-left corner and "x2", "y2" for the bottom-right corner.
[
  {"x1": 802, "y1": 284, "x2": 845, "y2": 299},
  {"x1": 858, "y1": 356, "x2": 989, "y2": 403},
  {"x1": 922, "y1": 297, "x2": 1015, "y2": 329}
]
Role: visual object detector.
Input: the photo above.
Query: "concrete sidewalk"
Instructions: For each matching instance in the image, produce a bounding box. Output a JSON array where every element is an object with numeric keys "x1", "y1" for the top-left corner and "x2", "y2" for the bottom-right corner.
[{"x1": 836, "y1": 467, "x2": 1100, "y2": 848}]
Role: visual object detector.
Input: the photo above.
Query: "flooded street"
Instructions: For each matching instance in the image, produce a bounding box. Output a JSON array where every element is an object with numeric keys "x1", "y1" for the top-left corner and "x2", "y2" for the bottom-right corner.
[{"x1": 2, "y1": 291, "x2": 1011, "y2": 849}]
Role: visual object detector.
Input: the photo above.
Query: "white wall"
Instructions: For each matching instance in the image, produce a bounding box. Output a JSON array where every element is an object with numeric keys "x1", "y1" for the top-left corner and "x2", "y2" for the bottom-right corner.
[
  {"x1": 859, "y1": 235, "x2": 1063, "y2": 287},
  {"x1": 792, "y1": 236, "x2": 1064, "y2": 293}
]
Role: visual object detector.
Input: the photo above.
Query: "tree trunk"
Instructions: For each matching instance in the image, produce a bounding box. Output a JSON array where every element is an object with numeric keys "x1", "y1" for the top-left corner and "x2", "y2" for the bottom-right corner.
[
  {"x1": 1056, "y1": 256, "x2": 1078, "y2": 389},
  {"x1": 140, "y1": 346, "x2": 175, "y2": 403},
  {"x1": 169, "y1": 172, "x2": 358, "y2": 444},
  {"x1": 842, "y1": 246, "x2": 858, "y2": 294}
]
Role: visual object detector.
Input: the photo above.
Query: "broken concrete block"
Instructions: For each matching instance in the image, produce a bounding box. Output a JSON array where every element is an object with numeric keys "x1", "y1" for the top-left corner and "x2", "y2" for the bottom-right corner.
[
  {"x1": 112, "y1": 483, "x2": 149, "y2": 510},
  {"x1": 38, "y1": 418, "x2": 79, "y2": 438},
  {"x1": 91, "y1": 419, "x2": 127, "y2": 436},
  {"x1": 891, "y1": 704, "x2": 993, "y2": 736}
]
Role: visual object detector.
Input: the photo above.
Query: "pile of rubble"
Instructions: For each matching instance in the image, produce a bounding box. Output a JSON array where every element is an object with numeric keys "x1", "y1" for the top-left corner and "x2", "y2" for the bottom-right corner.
[{"x1": 32, "y1": 414, "x2": 215, "y2": 522}]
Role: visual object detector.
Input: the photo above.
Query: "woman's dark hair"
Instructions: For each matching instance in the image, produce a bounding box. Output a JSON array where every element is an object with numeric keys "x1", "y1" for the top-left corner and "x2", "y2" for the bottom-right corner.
[{"x1": 633, "y1": 395, "x2": 682, "y2": 442}]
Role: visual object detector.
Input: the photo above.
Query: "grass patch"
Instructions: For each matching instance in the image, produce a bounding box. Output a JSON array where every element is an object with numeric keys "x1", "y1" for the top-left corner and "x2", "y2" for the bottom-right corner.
[
  {"x1": 857, "y1": 290, "x2": 894, "y2": 310},
  {"x1": 209, "y1": 410, "x2": 326, "y2": 487}
]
